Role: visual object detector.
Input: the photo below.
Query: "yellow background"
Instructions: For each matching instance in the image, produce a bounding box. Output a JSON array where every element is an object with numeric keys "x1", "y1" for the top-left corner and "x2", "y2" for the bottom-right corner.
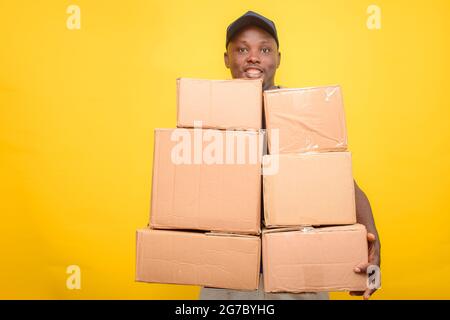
[{"x1": 1, "y1": 0, "x2": 449, "y2": 299}]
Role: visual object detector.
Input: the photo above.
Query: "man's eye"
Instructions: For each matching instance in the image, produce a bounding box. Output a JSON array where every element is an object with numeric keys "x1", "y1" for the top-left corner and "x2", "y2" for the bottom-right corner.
[
  {"x1": 262, "y1": 48, "x2": 271, "y2": 53},
  {"x1": 238, "y1": 48, "x2": 248, "y2": 53}
]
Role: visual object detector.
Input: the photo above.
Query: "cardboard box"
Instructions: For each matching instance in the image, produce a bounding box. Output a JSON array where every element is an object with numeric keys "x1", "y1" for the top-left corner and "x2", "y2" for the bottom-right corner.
[
  {"x1": 263, "y1": 151, "x2": 356, "y2": 227},
  {"x1": 177, "y1": 78, "x2": 263, "y2": 130},
  {"x1": 136, "y1": 228, "x2": 261, "y2": 290},
  {"x1": 262, "y1": 224, "x2": 368, "y2": 293},
  {"x1": 150, "y1": 128, "x2": 263, "y2": 234},
  {"x1": 264, "y1": 85, "x2": 348, "y2": 154}
]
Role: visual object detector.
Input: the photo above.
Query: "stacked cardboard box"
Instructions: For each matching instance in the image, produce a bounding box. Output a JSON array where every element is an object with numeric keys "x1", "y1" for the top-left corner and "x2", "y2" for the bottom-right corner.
[
  {"x1": 136, "y1": 78, "x2": 264, "y2": 290},
  {"x1": 262, "y1": 224, "x2": 368, "y2": 293},
  {"x1": 262, "y1": 86, "x2": 368, "y2": 293},
  {"x1": 136, "y1": 80, "x2": 369, "y2": 294}
]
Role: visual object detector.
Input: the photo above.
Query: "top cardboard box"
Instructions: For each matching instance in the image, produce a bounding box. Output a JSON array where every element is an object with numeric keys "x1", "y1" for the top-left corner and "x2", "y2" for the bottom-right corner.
[
  {"x1": 177, "y1": 78, "x2": 263, "y2": 130},
  {"x1": 264, "y1": 85, "x2": 348, "y2": 154}
]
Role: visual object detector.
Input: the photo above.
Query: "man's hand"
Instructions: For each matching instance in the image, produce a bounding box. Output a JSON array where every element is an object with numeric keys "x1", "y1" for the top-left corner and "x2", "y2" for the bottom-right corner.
[{"x1": 349, "y1": 232, "x2": 381, "y2": 300}]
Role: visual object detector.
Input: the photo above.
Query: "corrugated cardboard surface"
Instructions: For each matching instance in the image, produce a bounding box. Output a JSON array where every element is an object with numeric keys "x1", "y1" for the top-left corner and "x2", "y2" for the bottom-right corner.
[
  {"x1": 136, "y1": 228, "x2": 261, "y2": 290},
  {"x1": 264, "y1": 85, "x2": 348, "y2": 154},
  {"x1": 262, "y1": 224, "x2": 368, "y2": 293},
  {"x1": 177, "y1": 78, "x2": 263, "y2": 130},
  {"x1": 263, "y1": 152, "x2": 356, "y2": 227},
  {"x1": 150, "y1": 128, "x2": 263, "y2": 234}
]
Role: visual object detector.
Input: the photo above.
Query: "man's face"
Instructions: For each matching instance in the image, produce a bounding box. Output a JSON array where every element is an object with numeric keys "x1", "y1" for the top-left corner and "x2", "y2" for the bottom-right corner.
[{"x1": 224, "y1": 26, "x2": 281, "y2": 91}]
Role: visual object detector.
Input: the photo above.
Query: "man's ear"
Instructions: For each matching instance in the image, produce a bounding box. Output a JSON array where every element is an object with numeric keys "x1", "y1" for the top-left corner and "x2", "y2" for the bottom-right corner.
[
  {"x1": 224, "y1": 51, "x2": 230, "y2": 69},
  {"x1": 276, "y1": 51, "x2": 281, "y2": 68}
]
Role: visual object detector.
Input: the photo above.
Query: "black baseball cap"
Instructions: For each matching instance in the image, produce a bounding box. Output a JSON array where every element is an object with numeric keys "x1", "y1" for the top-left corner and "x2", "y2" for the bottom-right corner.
[{"x1": 226, "y1": 11, "x2": 279, "y2": 49}]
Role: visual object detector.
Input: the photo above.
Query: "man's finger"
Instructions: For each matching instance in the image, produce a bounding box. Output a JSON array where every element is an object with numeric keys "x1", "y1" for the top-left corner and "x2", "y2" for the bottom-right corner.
[
  {"x1": 354, "y1": 262, "x2": 370, "y2": 273},
  {"x1": 363, "y1": 288, "x2": 376, "y2": 300},
  {"x1": 367, "y1": 233, "x2": 376, "y2": 243}
]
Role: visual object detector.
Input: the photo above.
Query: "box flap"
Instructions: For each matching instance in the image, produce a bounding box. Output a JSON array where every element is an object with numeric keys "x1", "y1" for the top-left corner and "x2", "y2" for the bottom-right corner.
[
  {"x1": 263, "y1": 224, "x2": 366, "y2": 235},
  {"x1": 263, "y1": 84, "x2": 340, "y2": 95},
  {"x1": 206, "y1": 231, "x2": 260, "y2": 238}
]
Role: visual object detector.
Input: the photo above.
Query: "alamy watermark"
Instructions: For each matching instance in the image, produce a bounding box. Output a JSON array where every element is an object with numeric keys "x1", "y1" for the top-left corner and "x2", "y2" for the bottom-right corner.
[
  {"x1": 66, "y1": 265, "x2": 81, "y2": 290},
  {"x1": 169, "y1": 121, "x2": 279, "y2": 175},
  {"x1": 66, "y1": 5, "x2": 81, "y2": 30},
  {"x1": 367, "y1": 4, "x2": 382, "y2": 30},
  {"x1": 367, "y1": 265, "x2": 382, "y2": 290}
]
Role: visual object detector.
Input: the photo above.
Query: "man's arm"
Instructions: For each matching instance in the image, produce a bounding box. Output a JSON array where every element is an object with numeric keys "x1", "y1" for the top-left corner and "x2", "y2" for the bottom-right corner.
[
  {"x1": 355, "y1": 180, "x2": 380, "y2": 246},
  {"x1": 351, "y1": 180, "x2": 381, "y2": 299}
]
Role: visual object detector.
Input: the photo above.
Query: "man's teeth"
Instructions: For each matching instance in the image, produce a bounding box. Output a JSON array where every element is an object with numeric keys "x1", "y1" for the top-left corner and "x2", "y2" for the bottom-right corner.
[{"x1": 245, "y1": 69, "x2": 262, "y2": 78}]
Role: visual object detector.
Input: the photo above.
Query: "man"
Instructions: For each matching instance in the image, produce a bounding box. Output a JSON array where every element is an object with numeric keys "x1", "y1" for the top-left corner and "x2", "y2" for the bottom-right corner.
[{"x1": 200, "y1": 11, "x2": 381, "y2": 300}]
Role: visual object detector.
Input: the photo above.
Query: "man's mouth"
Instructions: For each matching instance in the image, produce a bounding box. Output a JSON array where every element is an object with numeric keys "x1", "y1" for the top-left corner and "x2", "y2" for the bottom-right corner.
[{"x1": 244, "y1": 67, "x2": 264, "y2": 79}]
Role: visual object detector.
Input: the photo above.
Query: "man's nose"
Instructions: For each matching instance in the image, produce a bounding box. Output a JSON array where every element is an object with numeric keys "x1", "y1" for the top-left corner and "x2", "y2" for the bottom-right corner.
[{"x1": 246, "y1": 50, "x2": 261, "y2": 64}]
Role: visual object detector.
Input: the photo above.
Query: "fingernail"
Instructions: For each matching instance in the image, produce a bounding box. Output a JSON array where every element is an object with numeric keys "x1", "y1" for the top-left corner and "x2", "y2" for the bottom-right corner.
[{"x1": 354, "y1": 267, "x2": 361, "y2": 273}]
